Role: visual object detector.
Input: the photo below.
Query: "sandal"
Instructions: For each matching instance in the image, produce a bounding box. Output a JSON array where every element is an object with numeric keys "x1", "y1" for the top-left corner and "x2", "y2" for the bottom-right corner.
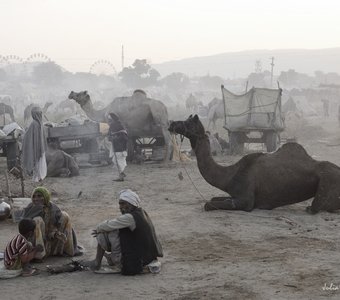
[
  {"x1": 94, "y1": 266, "x2": 121, "y2": 274},
  {"x1": 22, "y1": 268, "x2": 40, "y2": 277}
]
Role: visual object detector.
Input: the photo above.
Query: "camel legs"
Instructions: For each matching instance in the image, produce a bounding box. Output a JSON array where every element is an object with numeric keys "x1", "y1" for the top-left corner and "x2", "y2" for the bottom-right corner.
[
  {"x1": 307, "y1": 167, "x2": 340, "y2": 214},
  {"x1": 204, "y1": 196, "x2": 253, "y2": 212}
]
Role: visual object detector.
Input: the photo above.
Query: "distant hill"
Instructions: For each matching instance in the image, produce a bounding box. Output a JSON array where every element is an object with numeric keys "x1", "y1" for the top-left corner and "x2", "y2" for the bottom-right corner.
[{"x1": 152, "y1": 48, "x2": 340, "y2": 79}]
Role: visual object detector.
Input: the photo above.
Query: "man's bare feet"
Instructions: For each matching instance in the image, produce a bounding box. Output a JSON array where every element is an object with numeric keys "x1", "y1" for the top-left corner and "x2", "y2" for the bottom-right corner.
[
  {"x1": 80, "y1": 259, "x2": 101, "y2": 271},
  {"x1": 103, "y1": 253, "x2": 114, "y2": 266}
]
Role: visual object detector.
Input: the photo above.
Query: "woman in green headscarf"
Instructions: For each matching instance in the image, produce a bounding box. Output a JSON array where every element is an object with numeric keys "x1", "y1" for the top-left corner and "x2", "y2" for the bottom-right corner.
[{"x1": 20, "y1": 187, "x2": 82, "y2": 259}]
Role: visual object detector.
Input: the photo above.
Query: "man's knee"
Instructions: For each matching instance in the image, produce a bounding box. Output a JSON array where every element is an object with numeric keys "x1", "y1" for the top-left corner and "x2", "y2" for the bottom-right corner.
[{"x1": 33, "y1": 216, "x2": 44, "y2": 226}]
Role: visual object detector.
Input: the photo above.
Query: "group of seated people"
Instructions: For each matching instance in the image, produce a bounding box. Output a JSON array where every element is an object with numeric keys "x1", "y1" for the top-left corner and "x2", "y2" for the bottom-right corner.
[{"x1": 3, "y1": 187, "x2": 163, "y2": 277}]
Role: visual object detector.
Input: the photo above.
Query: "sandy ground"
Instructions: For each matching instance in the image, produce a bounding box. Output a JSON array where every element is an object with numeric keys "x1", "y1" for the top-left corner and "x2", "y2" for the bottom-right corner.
[{"x1": 1, "y1": 115, "x2": 340, "y2": 300}]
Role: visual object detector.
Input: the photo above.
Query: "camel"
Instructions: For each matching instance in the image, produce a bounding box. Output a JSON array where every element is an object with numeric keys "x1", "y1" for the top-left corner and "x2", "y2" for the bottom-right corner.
[
  {"x1": 185, "y1": 94, "x2": 199, "y2": 112},
  {"x1": 68, "y1": 90, "x2": 172, "y2": 160},
  {"x1": 0, "y1": 103, "x2": 15, "y2": 122},
  {"x1": 46, "y1": 142, "x2": 79, "y2": 177},
  {"x1": 56, "y1": 99, "x2": 78, "y2": 114},
  {"x1": 168, "y1": 115, "x2": 340, "y2": 214},
  {"x1": 24, "y1": 102, "x2": 53, "y2": 123},
  {"x1": 207, "y1": 98, "x2": 223, "y2": 129}
]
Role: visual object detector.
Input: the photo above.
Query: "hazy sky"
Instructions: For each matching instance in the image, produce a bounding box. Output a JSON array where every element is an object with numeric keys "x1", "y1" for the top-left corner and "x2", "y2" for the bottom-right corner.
[{"x1": 1, "y1": 0, "x2": 339, "y2": 73}]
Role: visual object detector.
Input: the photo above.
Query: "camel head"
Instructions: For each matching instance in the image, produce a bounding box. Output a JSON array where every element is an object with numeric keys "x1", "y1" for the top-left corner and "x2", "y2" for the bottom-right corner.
[
  {"x1": 168, "y1": 114, "x2": 206, "y2": 140},
  {"x1": 68, "y1": 91, "x2": 90, "y2": 106}
]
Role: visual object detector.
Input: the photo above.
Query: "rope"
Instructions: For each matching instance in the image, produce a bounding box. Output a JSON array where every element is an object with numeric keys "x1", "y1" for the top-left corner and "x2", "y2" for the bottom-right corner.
[
  {"x1": 174, "y1": 134, "x2": 215, "y2": 211},
  {"x1": 225, "y1": 100, "x2": 278, "y2": 117}
]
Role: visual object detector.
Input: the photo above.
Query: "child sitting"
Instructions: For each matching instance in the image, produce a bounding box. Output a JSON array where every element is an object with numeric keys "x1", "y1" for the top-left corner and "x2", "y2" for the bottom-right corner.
[{"x1": 4, "y1": 218, "x2": 43, "y2": 276}]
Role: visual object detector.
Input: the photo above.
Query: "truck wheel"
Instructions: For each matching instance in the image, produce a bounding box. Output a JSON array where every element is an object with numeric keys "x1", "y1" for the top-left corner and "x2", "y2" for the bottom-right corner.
[
  {"x1": 265, "y1": 131, "x2": 280, "y2": 152},
  {"x1": 82, "y1": 138, "x2": 98, "y2": 153},
  {"x1": 229, "y1": 132, "x2": 244, "y2": 155}
]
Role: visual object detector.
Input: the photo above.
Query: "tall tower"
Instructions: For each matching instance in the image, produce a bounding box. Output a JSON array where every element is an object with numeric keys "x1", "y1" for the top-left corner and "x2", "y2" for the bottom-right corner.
[
  {"x1": 121, "y1": 45, "x2": 124, "y2": 71},
  {"x1": 255, "y1": 60, "x2": 262, "y2": 73},
  {"x1": 270, "y1": 57, "x2": 275, "y2": 87}
]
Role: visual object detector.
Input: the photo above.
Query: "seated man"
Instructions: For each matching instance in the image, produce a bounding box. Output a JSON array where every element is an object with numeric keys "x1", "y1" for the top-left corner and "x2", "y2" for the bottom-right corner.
[
  {"x1": 90, "y1": 189, "x2": 163, "y2": 275},
  {"x1": 4, "y1": 219, "x2": 43, "y2": 276}
]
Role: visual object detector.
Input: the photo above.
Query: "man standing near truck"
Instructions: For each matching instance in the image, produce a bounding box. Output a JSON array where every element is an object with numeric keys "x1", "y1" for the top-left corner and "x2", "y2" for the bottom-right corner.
[{"x1": 108, "y1": 113, "x2": 128, "y2": 181}]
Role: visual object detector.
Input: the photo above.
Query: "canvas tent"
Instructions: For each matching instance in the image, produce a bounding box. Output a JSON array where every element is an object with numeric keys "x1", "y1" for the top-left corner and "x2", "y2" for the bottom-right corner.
[{"x1": 222, "y1": 86, "x2": 284, "y2": 131}]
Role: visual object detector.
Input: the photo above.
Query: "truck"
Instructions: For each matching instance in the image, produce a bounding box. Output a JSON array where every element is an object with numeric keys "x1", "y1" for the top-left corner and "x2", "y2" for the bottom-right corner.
[
  {"x1": 45, "y1": 121, "x2": 110, "y2": 165},
  {"x1": 221, "y1": 85, "x2": 285, "y2": 154}
]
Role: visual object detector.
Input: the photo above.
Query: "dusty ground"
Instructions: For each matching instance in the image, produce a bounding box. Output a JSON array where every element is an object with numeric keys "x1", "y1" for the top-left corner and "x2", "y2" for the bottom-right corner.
[{"x1": 1, "y1": 115, "x2": 340, "y2": 300}]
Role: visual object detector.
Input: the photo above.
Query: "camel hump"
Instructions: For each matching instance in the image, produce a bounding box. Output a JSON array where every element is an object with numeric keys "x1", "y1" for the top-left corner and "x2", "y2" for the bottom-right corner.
[
  {"x1": 133, "y1": 89, "x2": 147, "y2": 98},
  {"x1": 279, "y1": 142, "x2": 309, "y2": 157}
]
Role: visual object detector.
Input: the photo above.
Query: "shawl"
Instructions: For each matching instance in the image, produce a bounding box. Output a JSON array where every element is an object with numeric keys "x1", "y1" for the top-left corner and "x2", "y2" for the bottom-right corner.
[
  {"x1": 108, "y1": 113, "x2": 126, "y2": 132},
  {"x1": 21, "y1": 107, "x2": 47, "y2": 175},
  {"x1": 20, "y1": 187, "x2": 62, "y2": 232}
]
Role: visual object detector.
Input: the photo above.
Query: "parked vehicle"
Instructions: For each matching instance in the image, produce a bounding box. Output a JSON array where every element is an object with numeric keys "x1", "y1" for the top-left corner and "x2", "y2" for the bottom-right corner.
[
  {"x1": 0, "y1": 133, "x2": 19, "y2": 170},
  {"x1": 46, "y1": 121, "x2": 110, "y2": 165},
  {"x1": 221, "y1": 85, "x2": 285, "y2": 154}
]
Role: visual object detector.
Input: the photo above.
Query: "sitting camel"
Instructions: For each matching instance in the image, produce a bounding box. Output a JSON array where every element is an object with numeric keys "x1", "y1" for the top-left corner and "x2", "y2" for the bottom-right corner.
[
  {"x1": 168, "y1": 115, "x2": 340, "y2": 214},
  {"x1": 46, "y1": 142, "x2": 79, "y2": 177}
]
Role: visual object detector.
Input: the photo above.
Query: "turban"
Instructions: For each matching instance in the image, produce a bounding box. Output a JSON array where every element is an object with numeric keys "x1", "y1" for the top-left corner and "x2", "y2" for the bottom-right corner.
[
  {"x1": 118, "y1": 189, "x2": 141, "y2": 208},
  {"x1": 32, "y1": 186, "x2": 51, "y2": 206}
]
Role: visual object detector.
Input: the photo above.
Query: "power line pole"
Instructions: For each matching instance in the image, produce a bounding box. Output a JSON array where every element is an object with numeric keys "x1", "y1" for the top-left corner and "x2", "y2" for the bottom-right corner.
[
  {"x1": 270, "y1": 57, "x2": 275, "y2": 87},
  {"x1": 121, "y1": 45, "x2": 124, "y2": 71},
  {"x1": 255, "y1": 60, "x2": 262, "y2": 73}
]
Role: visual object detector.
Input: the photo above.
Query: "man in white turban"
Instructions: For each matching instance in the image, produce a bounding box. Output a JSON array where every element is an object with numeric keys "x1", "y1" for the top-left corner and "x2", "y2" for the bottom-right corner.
[
  {"x1": 88, "y1": 189, "x2": 163, "y2": 275},
  {"x1": 118, "y1": 189, "x2": 141, "y2": 208}
]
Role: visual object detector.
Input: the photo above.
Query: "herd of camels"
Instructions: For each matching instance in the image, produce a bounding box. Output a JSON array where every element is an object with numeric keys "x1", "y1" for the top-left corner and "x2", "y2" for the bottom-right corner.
[
  {"x1": 2, "y1": 91, "x2": 340, "y2": 214},
  {"x1": 66, "y1": 92, "x2": 340, "y2": 214}
]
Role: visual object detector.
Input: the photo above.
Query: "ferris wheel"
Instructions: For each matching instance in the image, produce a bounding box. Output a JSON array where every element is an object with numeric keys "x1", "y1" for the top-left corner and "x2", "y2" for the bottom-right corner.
[
  {"x1": 3, "y1": 55, "x2": 24, "y2": 64},
  {"x1": 1, "y1": 55, "x2": 24, "y2": 67},
  {"x1": 89, "y1": 59, "x2": 117, "y2": 76},
  {"x1": 23, "y1": 53, "x2": 52, "y2": 75},
  {"x1": 26, "y1": 53, "x2": 51, "y2": 63},
  {"x1": 0, "y1": 55, "x2": 24, "y2": 75},
  {"x1": 0, "y1": 55, "x2": 7, "y2": 68}
]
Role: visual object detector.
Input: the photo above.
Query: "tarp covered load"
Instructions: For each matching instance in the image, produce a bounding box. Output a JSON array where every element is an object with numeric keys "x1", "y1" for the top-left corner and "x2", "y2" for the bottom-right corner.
[{"x1": 222, "y1": 86, "x2": 285, "y2": 131}]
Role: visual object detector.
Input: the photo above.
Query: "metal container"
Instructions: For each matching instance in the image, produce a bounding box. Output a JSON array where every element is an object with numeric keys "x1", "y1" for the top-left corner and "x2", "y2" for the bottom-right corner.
[{"x1": 0, "y1": 199, "x2": 11, "y2": 221}]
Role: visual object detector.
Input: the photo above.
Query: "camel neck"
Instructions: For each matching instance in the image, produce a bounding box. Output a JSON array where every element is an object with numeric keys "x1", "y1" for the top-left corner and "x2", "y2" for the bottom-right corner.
[
  {"x1": 191, "y1": 136, "x2": 236, "y2": 191},
  {"x1": 81, "y1": 100, "x2": 106, "y2": 123}
]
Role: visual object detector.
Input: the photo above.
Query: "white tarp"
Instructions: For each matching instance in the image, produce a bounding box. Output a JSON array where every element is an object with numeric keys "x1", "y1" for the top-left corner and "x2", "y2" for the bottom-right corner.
[{"x1": 222, "y1": 86, "x2": 285, "y2": 131}]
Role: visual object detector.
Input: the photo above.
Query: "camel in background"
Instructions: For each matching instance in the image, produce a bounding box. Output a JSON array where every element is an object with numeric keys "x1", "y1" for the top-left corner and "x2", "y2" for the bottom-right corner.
[
  {"x1": 0, "y1": 103, "x2": 15, "y2": 123},
  {"x1": 24, "y1": 102, "x2": 53, "y2": 124},
  {"x1": 69, "y1": 90, "x2": 172, "y2": 160}
]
